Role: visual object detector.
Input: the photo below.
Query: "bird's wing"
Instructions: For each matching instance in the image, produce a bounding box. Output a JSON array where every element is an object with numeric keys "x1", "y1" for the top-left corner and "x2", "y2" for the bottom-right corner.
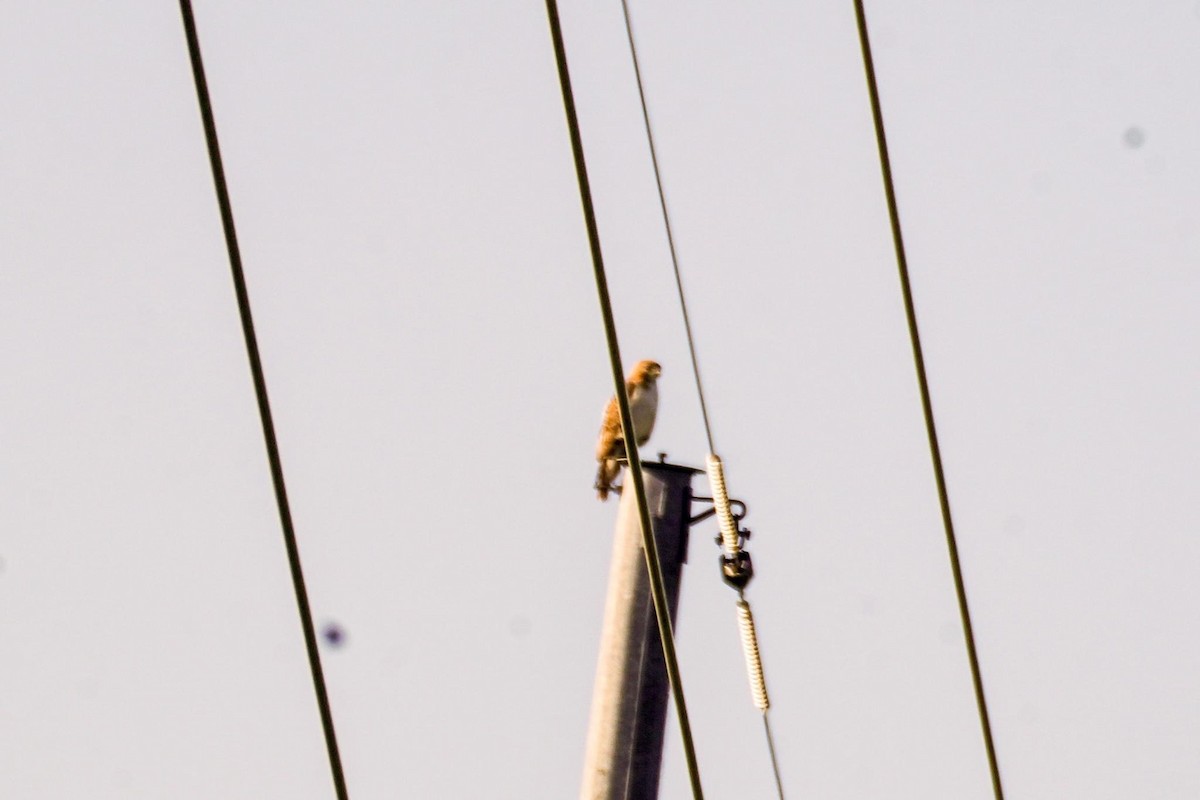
[{"x1": 595, "y1": 396, "x2": 622, "y2": 461}]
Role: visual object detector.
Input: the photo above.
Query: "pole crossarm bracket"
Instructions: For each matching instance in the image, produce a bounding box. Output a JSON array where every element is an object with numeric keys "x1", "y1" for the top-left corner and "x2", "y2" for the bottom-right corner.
[{"x1": 688, "y1": 496, "x2": 747, "y2": 527}]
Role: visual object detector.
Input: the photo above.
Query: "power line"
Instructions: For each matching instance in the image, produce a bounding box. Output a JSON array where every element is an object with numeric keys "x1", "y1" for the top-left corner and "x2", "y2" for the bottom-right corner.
[
  {"x1": 618, "y1": 0, "x2": 715, "y2": 455},
  {"x1": 851, "y1": 3, "x2": 1006, "y2": 799},
  {"x1": 618, "y1": 4, "x2": 785, "y2": 797},
  {"x1": 176, "y1": 4, "x2": 349, "y2": 799},
  {"x1": 541, "y1": 1, "x2": 705, "y2": 797}
]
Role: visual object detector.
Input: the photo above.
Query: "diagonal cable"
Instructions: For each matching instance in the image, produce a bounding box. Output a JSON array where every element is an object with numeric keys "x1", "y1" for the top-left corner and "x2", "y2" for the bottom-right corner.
[
  {"x1": 763, "y1": 713, "x2": 785, "y2": 799},
  {"x1": 618, "y1": 3, "x2": 785, "y2": 796},
  {"x1": 542, "y1": 1, "x2": 704, "y2": 796},
  {"x1": 852, "y1": 3, "x2": 1005, "y2": 798},
  {"x1": 177, "y1": 4, "x2": 349, "y2": 798},
  {"x1": 617, "y1": 0, "x2": 715, "y2": 455}
]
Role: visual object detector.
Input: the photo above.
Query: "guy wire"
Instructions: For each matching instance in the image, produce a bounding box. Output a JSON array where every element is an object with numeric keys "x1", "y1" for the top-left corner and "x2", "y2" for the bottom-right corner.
[
  {"x1": 620, "y1": 4, "x2": 785, "y2": 797},
  {"x1": 619, "y1": 0, "x2": 715, "y2": 454},
  {"x1": 763, "y1": 712, "x2": 786, "y2": 800}
]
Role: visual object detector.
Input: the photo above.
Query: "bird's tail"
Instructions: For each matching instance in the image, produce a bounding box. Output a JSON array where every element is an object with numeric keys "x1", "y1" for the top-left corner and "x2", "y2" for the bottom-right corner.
[{"x1": 595, "y1": 459, "x2": 620, "y2": 501}]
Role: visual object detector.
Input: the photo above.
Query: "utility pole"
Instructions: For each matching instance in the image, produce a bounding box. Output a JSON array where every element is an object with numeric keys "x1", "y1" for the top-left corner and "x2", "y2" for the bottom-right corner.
[{"x1": 581, "y1": 460, "x2": 697, "y2": 800}]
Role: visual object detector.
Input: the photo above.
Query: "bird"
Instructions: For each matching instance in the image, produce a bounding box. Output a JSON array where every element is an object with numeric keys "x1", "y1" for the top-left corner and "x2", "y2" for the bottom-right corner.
[{"x1": 595, "y1": 359, "x2": 661, "y2": 500}]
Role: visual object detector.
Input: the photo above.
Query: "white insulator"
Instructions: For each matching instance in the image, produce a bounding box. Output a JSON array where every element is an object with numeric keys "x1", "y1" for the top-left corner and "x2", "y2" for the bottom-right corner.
[
  {"x1": 736, "y1": 598, "x2": 770, "y2": 712},
  {"x1": 706, "y1": 453, "x2": 740, "y2": 556}
]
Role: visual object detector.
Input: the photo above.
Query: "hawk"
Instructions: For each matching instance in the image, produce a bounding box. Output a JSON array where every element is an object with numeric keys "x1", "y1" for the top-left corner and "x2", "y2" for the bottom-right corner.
[{"x1": 595, "y1": 359, "x2": 661, "y2": 500}]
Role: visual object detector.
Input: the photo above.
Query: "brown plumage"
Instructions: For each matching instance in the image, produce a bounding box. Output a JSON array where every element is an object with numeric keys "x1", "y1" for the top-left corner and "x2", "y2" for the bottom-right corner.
[{"x1": 595, "y1": 360, "x2": 661, "y2": 500}]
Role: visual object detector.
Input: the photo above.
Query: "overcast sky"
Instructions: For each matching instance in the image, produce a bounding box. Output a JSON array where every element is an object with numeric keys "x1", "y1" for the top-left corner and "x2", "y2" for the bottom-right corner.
[{"x1": 2, "y1": 2, "x2": 1197, "y2": 798}]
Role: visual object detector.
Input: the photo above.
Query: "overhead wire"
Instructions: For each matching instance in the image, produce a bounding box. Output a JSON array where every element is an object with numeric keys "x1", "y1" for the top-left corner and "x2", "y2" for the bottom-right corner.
[
  {"x1": 541, "y1": 1, "x2": 705, "y2": 797},
  {"x1": 852, "y1": 3, "x2": 1006, "y2": 799},
  {"x1": 176, "y1": 4, "x2": 350, "y2": 799},
  {"x1": 618, "y1": 2, "x2": 785, "y2": 797},
  {"x1": 618, "y1": 0, "x2": 715, "y2": 455}
]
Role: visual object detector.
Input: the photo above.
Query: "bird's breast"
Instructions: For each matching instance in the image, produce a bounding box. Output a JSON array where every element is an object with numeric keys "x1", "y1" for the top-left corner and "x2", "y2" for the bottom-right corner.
[{"x1": 629, "y1": 383, "x2": 658, "y2": 438}]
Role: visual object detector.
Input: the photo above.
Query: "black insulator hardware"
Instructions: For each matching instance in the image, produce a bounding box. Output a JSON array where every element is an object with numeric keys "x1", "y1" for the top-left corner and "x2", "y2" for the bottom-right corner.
[{"x1": 720, "y1": 550, "x2": 754, "y2": 590}]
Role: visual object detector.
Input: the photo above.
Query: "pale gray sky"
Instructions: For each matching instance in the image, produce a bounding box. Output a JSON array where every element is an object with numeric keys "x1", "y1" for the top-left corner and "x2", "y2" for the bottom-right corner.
[{"x1": 2, "y1": 2, "x2": 1197, "y2": 798}]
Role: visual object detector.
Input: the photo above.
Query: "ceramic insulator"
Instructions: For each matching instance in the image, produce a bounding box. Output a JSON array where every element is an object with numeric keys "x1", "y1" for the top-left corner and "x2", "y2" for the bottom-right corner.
[
  {"x1": 736, "y1": 598, "x2": 770, "y2": 711},
  {"x1": 706, "y1": 453, "x2": 740, "y2": 556}
]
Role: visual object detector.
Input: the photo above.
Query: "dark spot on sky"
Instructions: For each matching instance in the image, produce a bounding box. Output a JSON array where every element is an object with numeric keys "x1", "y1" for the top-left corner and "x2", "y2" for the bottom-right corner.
[
  {"x1": 1123, "y1": 126, "x2": 1146, "y2": 149},
  {"x1": 322, "y1": 622, "x2": 346, "y2": 648}
]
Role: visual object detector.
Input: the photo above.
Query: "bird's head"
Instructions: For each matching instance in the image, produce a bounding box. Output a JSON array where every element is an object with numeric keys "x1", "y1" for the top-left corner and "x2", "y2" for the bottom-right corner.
[{"x1": 631, "y1": 359, "x2": 662, "y2": 384}]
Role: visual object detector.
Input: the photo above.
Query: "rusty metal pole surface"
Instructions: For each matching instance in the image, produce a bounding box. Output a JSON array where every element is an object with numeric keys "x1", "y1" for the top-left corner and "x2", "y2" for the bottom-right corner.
[{"x1": 581, "y1": 461, "x2": 696, "y2": 800}]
